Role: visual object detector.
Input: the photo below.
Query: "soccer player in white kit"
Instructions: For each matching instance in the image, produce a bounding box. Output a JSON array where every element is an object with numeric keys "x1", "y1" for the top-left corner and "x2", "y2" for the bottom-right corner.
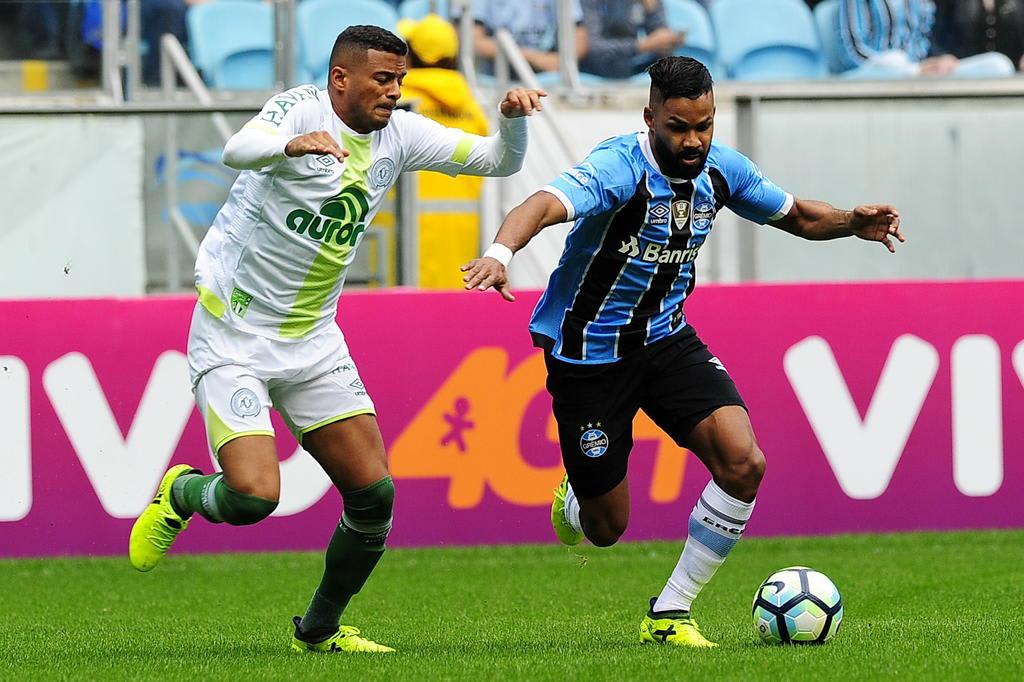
[{"x1": 129, "y1": 25, "x2": 544, "y2": 653}]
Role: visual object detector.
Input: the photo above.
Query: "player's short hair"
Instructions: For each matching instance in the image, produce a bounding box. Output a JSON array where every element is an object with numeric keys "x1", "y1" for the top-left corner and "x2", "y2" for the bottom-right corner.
[
  {"x1": 647, "y1": 56, "x2": 713, "y2": 103},
  {"x1": 330, "y1": 25, "x2": 408, "y2": 69}
]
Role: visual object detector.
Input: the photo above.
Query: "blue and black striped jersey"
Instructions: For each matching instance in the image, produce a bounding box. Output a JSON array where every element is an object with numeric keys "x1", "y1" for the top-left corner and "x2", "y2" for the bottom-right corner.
[{"x1": 530, "y1": 132, "x2": 792, "y2": 364}]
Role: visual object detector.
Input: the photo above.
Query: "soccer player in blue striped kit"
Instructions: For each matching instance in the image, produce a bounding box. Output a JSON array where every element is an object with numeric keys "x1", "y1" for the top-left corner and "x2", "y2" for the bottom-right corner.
[{"x1": 462, "y1": 56, "x2": 905, "y2": 648}]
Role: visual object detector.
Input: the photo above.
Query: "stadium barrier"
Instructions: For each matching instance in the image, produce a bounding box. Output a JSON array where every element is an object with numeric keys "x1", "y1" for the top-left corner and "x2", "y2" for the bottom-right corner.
[{"x1": 1, "y1": 281, "x2": 1021, "y2": 557}]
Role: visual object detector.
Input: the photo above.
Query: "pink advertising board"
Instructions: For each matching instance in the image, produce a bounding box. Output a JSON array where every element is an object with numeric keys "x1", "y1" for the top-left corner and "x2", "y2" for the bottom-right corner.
[{"x1": 1, "y1": 281, "x2": 1022, "y2": 558}]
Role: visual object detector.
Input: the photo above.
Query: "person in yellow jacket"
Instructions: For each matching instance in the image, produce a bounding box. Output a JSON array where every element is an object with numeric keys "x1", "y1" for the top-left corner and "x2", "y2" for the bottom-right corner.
[{"x1": 398, "y1": 14, "x2": 490, "y2": 288}]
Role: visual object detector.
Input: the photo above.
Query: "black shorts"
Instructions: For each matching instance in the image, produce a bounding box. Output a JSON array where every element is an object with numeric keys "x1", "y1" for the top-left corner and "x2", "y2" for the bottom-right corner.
[{"x1": 544, "y1": 326, "x2": 746, "y2": 499}]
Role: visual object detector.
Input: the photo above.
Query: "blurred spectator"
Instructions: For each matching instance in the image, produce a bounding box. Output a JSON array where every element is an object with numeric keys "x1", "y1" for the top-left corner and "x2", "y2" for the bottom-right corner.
[
  {"x1": 579, "y1": 0, "x2": 685, "y2": 79},
  {"x1": 454, "y1": 0, "x2": 588, "y2": 75},
  {"x1": 398, "y1": 13, "x2": 489, "y2": 136},
  {"x1": 142, "y1": 0, "x2": 209, "y2": 86},
  {"x1": 397, "y1": 13, "x2": 489, "y2": 288},
  {"x1": 16, "y1": 1, "x2": 65, "y2": 59},
  {"x1": 61, "y1": 0, "x2": 207, "y2": 85},
  {"x1": 838, "y1": 0, "x2": 1015, "y2": 76},
  {"x1": 933, "y1": 0, "x2": 1024, "y2": 71}
]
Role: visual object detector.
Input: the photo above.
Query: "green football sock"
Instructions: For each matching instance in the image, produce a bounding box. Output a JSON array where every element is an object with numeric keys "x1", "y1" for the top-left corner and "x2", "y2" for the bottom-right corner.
[
  {"x1": 170, "y1": 472, "x2": 277, "y2": 525},
  {"x1": 299, "y1": 477, "x2": 394, "y2": 641}
]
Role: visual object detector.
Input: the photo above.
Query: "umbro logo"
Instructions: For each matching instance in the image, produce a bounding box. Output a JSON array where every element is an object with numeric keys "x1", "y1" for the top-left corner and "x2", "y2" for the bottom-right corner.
[{"x1": 648, "y1": 203, "x2": 670, "y2": 226}]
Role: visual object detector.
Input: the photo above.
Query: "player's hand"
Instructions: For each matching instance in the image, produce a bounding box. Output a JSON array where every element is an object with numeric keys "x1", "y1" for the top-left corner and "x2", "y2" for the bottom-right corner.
[
  {"x1": 499, "y1": 88, "x2": 547, "y2": 118},
  {"x1": 284, "y1": 131, "x2": 348, "y2": 162},
  {"x1": 460, "y1": 257, "x2": 515, "y2": 302},
  {"x1": 850, "y1": 204, "x2": 904, "y2": 253}
]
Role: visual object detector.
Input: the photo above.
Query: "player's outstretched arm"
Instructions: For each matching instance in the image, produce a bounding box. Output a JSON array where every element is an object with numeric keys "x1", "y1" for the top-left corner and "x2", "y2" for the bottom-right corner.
[
  {"x1": 222, "y1": 129, "x2": 347, "y2": 171},
  {"x1": 461, "y1": 190, "x2": 568, "y2": 302},
  {"x1": 769, "y1": 199, "x2": 905, "y2": 253},
  {"x1": 498, "y1": 87, "x2": 547, "y2": 119},
  {"x1": 454, "y1": 88, "x2": 546, "y2": 179}
]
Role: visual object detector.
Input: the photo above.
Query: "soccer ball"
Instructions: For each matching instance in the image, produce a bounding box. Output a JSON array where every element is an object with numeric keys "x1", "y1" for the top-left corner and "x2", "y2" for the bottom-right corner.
[{"x1": 752, "y1": 566, "x2": 843, "y2": 644}]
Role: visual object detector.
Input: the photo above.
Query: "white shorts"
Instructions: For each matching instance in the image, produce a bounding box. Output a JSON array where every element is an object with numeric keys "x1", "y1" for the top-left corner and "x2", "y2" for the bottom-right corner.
[{"x1": 186, "y1": 304, "x2": 375, "y2": 455}]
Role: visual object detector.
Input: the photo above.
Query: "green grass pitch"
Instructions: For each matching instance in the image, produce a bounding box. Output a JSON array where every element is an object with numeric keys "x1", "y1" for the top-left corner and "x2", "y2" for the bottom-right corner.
[{"x1": 2, "y1": 530, "x2": 1021, "y2": 680}]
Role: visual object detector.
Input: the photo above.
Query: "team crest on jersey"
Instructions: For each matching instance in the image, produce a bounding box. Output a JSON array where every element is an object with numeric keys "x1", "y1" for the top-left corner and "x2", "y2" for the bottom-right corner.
[
  {"x1": 693, "y1": 202, "x2": 715, "y2": 230},
  {"x1": 671, "y1": 200, "x2": 691, "y2": 230},
  {"x1": 369, "y1": 157, "x2": 396, "y2": 189},
  {"x1": 648, "y1": 203, "x2": 670, "y2": 226},
  {"x1": 230, "y1": 287, "x2": 253, "y2": 317}
]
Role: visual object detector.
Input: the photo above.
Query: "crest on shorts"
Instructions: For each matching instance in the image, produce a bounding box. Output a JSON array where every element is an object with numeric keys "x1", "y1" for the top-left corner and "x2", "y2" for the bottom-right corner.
[
  {"x1": 579, "y1": 425, "x2": 609, "y2": 458},
  {"x1": 671, "y1": 200, "x2": 691, "y2": 230},
  {"x1": 230, "y1": 388, "x2": 261, "y2": 418}
]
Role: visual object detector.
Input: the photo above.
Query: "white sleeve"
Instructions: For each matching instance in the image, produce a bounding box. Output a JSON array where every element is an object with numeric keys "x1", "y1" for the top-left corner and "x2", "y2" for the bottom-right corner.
[
  {"x1": 221, "y1": 85, "x2": 320, "y2": 171},
  {"x1": 397, "y1": 108, "x2": 528, "y2": 178}
]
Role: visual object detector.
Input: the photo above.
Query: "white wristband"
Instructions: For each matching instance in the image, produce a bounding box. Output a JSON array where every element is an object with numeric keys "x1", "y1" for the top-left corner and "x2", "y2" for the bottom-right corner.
[{"x1": 483, "y1": 243, "x2": 514, "y2": 268}]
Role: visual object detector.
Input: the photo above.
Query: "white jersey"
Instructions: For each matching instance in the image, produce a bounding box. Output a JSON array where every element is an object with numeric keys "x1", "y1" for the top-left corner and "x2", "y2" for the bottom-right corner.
[{"x1": 195, "y1": 84, "x2": 527, "y2": 340}]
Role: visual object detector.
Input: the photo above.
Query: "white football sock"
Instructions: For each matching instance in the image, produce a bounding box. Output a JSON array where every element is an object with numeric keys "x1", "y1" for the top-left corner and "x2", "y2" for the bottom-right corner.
[
  {"x1": 563, "y1": 482, "x2": 583, "y2": 535},
  {"x1": 653, "y1": 480, "x2": 755, "y2": 613}
]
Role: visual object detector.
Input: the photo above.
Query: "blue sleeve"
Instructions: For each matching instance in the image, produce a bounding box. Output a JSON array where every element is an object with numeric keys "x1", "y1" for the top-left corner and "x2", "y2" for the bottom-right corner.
[
  {"x1": 542, "y1": 147, "x2": 640, "y2": 221},
  {"x1": 719, "y1": 147, "x2": 792, "y2": 225}
]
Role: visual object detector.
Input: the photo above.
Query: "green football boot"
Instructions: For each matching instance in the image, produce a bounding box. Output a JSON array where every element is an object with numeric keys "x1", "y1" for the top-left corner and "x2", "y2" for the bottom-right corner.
[
  {"x1": 640, "y1": 598, "x2": 717, "y2": 648},
  {"x1": 129, "y1": 464, "x2": 201, "y2": 572},
  {"x1": 290, "y1": 617, "x2": 395, "y2": 654},
  {"x1": 551, "y1": 474, "x2": 584, "y2": 546}
]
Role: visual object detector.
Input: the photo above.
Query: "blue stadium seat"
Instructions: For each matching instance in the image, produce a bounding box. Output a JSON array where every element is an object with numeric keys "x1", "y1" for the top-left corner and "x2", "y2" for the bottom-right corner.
[
  {"x1": 711, "y1": 0, "x2": 826, "y2": 80},
  {"x1": 662, "y1": 0, "x2": 722, "y2": 78},
  {"x1": 398, "y1": 0, "x2": 450, "y2": 21},
  {"x1": 814, "y1": 0, "x2": 848, "y2": 74},
  {"x1": 297, "y1": 0, "x2": 399, "y2": 86},
  {"x1": 187, "y1": 1, "x2": 275, "y2": 89}
]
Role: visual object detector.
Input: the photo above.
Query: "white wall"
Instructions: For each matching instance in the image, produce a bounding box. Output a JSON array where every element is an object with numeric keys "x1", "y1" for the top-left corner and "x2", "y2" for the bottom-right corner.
[
  {"x1": 0, "y1": 115, "x2": 146, "y2": 298},
  {"x1": 753, "y1": 97, "x2": 1024, "y2": 281}
]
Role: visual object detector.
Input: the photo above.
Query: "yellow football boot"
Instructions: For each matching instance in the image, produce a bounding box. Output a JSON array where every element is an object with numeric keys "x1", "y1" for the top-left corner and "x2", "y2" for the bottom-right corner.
[
  {"x1": 129, "y1": 464, "x2": 200, "y2": 572},
  {"x1": 640, "y1": 599, "x2": 718, "y2": 648},
  {"x1": 290, "y1": 617, "x2": 395, "y2": 654},
  {"x1": 551, "y1": 474, "x2": 584, "y2": 546}
]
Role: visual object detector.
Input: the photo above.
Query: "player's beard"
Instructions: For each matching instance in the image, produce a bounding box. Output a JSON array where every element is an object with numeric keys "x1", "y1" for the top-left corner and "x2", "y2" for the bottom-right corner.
[{"x1": 653, "y1": 134, "x2": 707, "y2": 180}]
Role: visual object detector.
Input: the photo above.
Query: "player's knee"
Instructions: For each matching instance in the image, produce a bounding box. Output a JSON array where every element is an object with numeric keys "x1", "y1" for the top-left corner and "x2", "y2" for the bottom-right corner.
[
  {"x1": 218, "y1": 483, "x2": 279, "y2": 526},
  {"x1": 717, "y1": 442, "x2": 766, "y2": 499},
  {"x1": 584, "y1": 514, "x2": 628, "y2": 547},
  {"x1": 341, "y1": 476, "x2": 395, "y2": 545}
]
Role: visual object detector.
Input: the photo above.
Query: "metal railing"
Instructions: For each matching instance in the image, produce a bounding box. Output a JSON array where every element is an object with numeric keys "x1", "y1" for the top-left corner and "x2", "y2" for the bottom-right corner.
[
  {"x1": 273, "y1": 0, "x2": 298, "y2": 91},
  {"x1": 101, "y1": 0, "x2": 142, "y2": 102},
  {"x1": 493, "y1": 29, "x2": 579, "y2": 164},
  {"x1": 159, "y1": 35, "x2": 228, "y2": 290}
]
